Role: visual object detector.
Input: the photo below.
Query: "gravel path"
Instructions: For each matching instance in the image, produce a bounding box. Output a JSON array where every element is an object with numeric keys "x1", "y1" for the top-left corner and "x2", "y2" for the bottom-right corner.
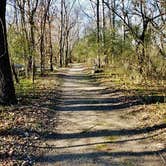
[{"x1": 37, "y1": 64, "x2": 165, "y2": 166}]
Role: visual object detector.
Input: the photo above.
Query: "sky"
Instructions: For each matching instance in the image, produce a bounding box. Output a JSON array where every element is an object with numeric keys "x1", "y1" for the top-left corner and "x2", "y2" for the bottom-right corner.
[
  {"x1": 5, "y1": 0, "x2": 97, "y2": 38},
  {"x1": 6, "y1": 0, "x2": 94, "y2": 23}
]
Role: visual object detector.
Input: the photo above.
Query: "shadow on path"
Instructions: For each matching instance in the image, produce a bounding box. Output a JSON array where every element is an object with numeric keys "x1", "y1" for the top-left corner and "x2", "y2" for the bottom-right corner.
[
  {"x1": 35, "y1": 65, "x2": 166, "y2": 165},
  {"x1": 1, "y1": 123, "x2": 165, "y2": 140},
  {"x1": 37, "y1": 149, "x2": 166, "y2": 163}
]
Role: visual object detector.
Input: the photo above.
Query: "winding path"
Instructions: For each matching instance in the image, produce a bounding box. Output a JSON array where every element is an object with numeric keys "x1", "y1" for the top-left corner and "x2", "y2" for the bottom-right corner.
[{"x1": 38, "y1": 64, "x2": 165, "y2": 166}]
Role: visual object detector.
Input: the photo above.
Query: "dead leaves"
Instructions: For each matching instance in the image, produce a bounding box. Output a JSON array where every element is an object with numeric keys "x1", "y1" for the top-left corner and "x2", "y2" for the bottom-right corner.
[{"x1": 0, "y1": 75, "x2": 59, "y2": 165}]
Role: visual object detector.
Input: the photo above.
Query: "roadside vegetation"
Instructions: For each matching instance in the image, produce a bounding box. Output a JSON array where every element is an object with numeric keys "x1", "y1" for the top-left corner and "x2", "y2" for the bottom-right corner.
[
  {"x1": 0, "y1": 73, "x2": 61, "y2": 165},
  {"x1": 0, "y1": 0, "x2": 165, "y2": 165}
]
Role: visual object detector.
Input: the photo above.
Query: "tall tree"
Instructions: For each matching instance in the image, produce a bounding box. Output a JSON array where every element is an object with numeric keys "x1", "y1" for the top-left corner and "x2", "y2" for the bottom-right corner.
[
  {"x1": 47, "y1": 10, "x2": 54, "y2": 71},
  {"x1": 27, "y1": 0, "x2": 39, "y2": 82},
  {"x1": 0, "y1": 0, "x2": 17, "y2": 105},
  {"x1": 104, "y1": 0, "x2": 165, "y2": 74},
  {"x1": 39, "y1": 0, "x2": 52, "y2": 75},
  {"x1": 59, "y1": 0, "x2": 65, "y2": 67},
  {"x1": 16, "y1": 0, "x2": 30, "y2": 77},
  {"x1": 102, "y1": 0, "x2": 106, "y2": 58},
  {"x1": 96, "y1": 0, "x2": 101, "y2": 68}
]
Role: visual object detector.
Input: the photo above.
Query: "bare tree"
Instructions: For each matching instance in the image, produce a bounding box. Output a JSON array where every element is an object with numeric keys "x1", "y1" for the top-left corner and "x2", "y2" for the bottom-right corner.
[
  {"x1": 59, "y1": 0, "x2": 77, "y2": 67},
  {"x1": 47, "y1": 9, "x2": 54, "y2": 71},
  {"x1": 39, "y1": 0, "x2": 52, "y2": 75},
  {"x1": 59, "y1": 0, "x2": 65, "y2": 67},
  {"x1": 27, "y1": 0, "x2": 39, "y2": 82},
  {"x1": 96, "y1": 0, "x2": 101, "y2": 68},
  {"x1": 104, "y1": 0, "x2": 166, "y2": 74}
]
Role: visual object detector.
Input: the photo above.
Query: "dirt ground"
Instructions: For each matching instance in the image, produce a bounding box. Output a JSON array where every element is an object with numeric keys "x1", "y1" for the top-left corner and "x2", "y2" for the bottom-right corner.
[{"x1": 35, "y1": 64, "x2": 166, "y2": 166}]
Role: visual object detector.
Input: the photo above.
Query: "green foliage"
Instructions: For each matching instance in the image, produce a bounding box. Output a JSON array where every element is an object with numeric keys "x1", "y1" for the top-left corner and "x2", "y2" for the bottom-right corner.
[
  {"x1": 8, "y1": 26, "x2": 29, "y2": 64},
  {"x1": 73, "y1": 25, "x2": 166, "y2": 81},
  {"x1": 15, "y1": 78, "x2": 35, "y2": 96},
  {"x1": 73, "y1": 34, "x2": 98, "y2": 63},
  {"x1": 73, "y1": 28, "x2": 136, "y2": 69}
]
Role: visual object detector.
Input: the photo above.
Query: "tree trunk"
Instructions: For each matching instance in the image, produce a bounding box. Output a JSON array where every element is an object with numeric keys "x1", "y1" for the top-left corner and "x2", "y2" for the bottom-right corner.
[
  {"x1": 40, "y1": 33, "x2": 45, "y2": 75},
  {"x1": 112, "y1": 0, "x2": 116, "y2": 29},
  {"x1": 65, "y1": 30, "x2": 69, "y2": 67},
  {"x1": 102, "y1": 0, "x2": 108, "y2": 64},
  {"x1": 40, "y1": 0, "x2": 51, "y2": 74},
  {"x1": 27, "y1": 0, "x2": 39, "y2": 83},
  {"x1": 97, "y1": 0, "x2": 101, "y2": 68},
  {"x1": 29, "y1": 18, "x2": 36, "y2": 83},
  {"x1": 60, "y1": 0, "x2": 65, "y2": 67},
  {"x1": 48, "y1": 17, "x2": 54, "y2": 71},
  {"x1": 11, "y1": 63, "x2": 19, "y2": 84},
  {"x1": 0, "y1": 0, "x2": 17, "y2": 105},
  {"x1": 122, "y1": 0, "x2": 126, "y2": 41}
]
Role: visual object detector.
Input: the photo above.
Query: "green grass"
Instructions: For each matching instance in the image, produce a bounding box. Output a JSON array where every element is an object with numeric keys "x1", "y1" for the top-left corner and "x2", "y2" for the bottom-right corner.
[
  {"x1": 15, "y1": 78, "x2": 35, "y2": 95},
  {"x1": 105, "y1": 136, "x2": 119, "y2": 142},
  {"x1": 95, "y1": 144, "x2": 108, "y2": 151},
  {"x1": 95, "y1": 65, "x2": 166, "y2": 125},
  {"x1": 101, "y1": 66, "x2": 166, "y2": 98},
  {"x1": 123, "y1": 160, "x2": 136, "y2": 166}
]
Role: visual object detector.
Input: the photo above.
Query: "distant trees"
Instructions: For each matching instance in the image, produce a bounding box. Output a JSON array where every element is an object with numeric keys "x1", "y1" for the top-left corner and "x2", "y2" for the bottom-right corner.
[
  {"x1": 8, "y1": 0, "x2": 55, "y2": 79},
  {"x1": 7, "y1": 0, "x2": 79, "y2": 76},
  {"x1": 59, "y1": 0, "x2": 77, "y2": 67},
  {"x1": 5, "y1": 0, "x2": 166, "y2": 85},
  {"x1": 38, "y1": 0, "x2": 52, "y2": 75},
  {"x1": 13, "y1": 0, "x2": 39, "y2": 81},
  {"x1": 74, "y1": 0, "x2": 166, "y2": 79},
  {"x1": 104, "y1": 0, "x2": 166, "y2": 75},
  {"x1": 0, "y1": 0, "x2": 17, "y2": 105}
]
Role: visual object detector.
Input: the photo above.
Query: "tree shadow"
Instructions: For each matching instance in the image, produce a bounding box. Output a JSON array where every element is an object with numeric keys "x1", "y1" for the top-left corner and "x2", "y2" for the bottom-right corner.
[
  {"x1": 2, "y1": 69, "x2": 165, "y2": 164},
  {"x1": 44, "y1": 123, "x2": 166, "y2": 140},
  {"x1": 17, "y1": 130, "x2": 164, "y2": 150},
  {"x1": 1, "y1": 123, "x2": 165, "y2": 140},
  {"x1": 36, "y1": 149, "x2": 166, "y2": 163},
  {"x1": 56, "y1": 73, "x2": 94, "y2": 82},
  {"x1": 42, "y1": 94, "x2": 165, "y2": 112}
]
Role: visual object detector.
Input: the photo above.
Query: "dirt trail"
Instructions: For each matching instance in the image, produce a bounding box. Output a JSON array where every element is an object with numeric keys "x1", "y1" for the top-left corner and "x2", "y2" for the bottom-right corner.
[{"x1": 37, "y1": 64, "x2": 165, "y2": 166}]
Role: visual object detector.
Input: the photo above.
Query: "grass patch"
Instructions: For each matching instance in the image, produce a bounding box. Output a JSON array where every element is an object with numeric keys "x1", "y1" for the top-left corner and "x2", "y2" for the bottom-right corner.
[
  {"x1": 97, "y1": 66, "x2": 166, "y2": 103},
  {"x1": 95, "y1": 136, "x2": 119, "y2": 151},
  {"x1": 94, "y1": 65, "x2": 166, "y2": 129},
  {"x1": 105, "y1": 136, "x2": 119, "y2": 142},
  {"x1": 15, "y1": 78, "x2": 35, "y2": 95},
  {"x1": 95, "y1": 144, "x2": 108, "y2": 151},
  {"x1": 123, "y1": 159, "x2": 136, "y2": 166}
]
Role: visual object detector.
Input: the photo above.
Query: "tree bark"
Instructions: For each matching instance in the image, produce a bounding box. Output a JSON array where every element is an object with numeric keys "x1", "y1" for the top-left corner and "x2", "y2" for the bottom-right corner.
[
  {"x1": 97, "y1": 0, "x2": 101, "y2": 68},
  {"x1": 60, "y1": 0, "x2": 64, "y2": 67},
  {"x1": 48, "y1": 17, "x2": 54, "y2": 71},
  {"x1": 0, "y1": 0, "x2": 17, "y2": 105},
  {"x1": 40, "y1": 0, "x2": 51, "y2": 75},
  {"x1": 27, "y1": 0, "x2": 39, "y2": 83},
  {"x1": 11, "y1": 63, "x2": 19, "y2": 84}
]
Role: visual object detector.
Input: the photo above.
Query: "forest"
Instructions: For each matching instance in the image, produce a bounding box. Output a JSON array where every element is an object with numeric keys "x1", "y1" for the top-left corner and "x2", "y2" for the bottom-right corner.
[{"x1": 0, "y1": 0, "x2": 166, "y2": 165}]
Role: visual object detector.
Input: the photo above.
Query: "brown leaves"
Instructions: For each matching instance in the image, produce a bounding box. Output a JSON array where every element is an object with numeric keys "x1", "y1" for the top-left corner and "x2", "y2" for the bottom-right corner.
[{"x1": 0, "y1": 75, "x2": 59, "y2": 165}]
